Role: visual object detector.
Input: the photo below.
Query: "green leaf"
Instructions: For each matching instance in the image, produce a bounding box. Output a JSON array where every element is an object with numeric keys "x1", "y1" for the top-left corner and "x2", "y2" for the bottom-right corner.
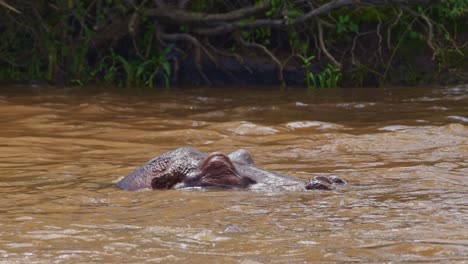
[
  {"x1": 349, "y1": 22, "x2": 359, "y2": 33},
  {"x1": 162, "y1": 61, "x2": 171, "y2": 75},
  {"x1": 339, "y1": 15, "x2": 349, "y2": 23},
  {"x1": 337, "y1": 25, "x2": 345, "y2": 33},
  {"x1": 287, "y1": 8, "x2": 303, "y2": 19}
]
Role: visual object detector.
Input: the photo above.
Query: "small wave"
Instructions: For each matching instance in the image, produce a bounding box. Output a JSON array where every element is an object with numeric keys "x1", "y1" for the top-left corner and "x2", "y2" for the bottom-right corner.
[
  {"x1": 442, "y1": 85, "x2": 468, "y2": 96},
  {"x1": 336, "y1": 102, "x2": 376, "y2": 109},
  {"x1": 447, "y1": 116, "x2": 468, "y2": 123},
  {"x1": 228, "y1": 121, "x2": 279, "y2": 135},
  {"x1": 378, "y1": 125, "x2": 414, "y2": 132},
  {"x1": 285, "y1": 121, "x2": 343, "y2": 130},
  {"x1": 378, "y1": 125, "x2": 435, "y2": 132}
]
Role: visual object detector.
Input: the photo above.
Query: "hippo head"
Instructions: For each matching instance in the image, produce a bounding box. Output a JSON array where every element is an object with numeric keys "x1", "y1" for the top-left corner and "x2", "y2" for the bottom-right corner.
[
  {"x1": 116, "y1": 147, "x2": 347, "y2": 192},
  {"x1": 117, "y1": 151, "x2": 256, "y2": 191}
]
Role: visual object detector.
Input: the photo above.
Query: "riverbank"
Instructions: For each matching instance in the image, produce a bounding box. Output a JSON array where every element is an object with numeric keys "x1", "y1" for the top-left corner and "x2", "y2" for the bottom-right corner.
[{"x1": 1, "y1": 1, "x2": 467, "y2": 88}]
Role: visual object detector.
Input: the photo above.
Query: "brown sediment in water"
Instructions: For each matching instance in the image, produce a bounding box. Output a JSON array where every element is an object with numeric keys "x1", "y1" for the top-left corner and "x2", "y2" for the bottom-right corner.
[{"x1": 0, "y1": 85, "x2": 467, "y2": 262}]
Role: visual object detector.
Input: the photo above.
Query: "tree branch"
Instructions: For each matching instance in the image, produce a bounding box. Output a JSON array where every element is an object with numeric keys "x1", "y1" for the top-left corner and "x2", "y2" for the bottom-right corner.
[
  {"x1": 236, "y1": 33, "x2": 284, "y2": 83},
  {"x1": 154, "y1": 0, "x2": 165, "y2": 7},
  {"x1": 317, "y1": 20, "x2": 341, "y2": 68},
  {"x1": 0, "y1": 0, "x2": 21, "y2": 14},
  {"x1": 146, "y1": 1, "x2": 271, "y2": 26},
  {"x1": 400, "y1": 5, "x2": 436, "y2": 60},
  {"x1": 157, "y1": 27, "x2": 213, "y2": 84},
  {"x1": 191, "y1": 0, "x2": 436, "y2": 35},
  {"x1": 178, "y1": 0, "x2": 192, "y2": 9}
]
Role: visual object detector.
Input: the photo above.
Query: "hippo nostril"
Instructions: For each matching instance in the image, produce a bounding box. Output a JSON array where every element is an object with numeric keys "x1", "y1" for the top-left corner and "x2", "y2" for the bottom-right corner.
[
  {"x1": 305, "y1": 175, "x2": 347, "y2": 190},
  {"x1": 329, "y1": 176, "x2": 347, "y2": 185},
  {"x1": 306, "y1": 180, "x2": 332, "y2": 190}
]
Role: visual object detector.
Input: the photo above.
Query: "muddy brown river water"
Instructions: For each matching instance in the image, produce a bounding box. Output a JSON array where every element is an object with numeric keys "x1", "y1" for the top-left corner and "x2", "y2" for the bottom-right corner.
[{"x1": 0, "y1": 85, "x2": 467, "y2": 263}]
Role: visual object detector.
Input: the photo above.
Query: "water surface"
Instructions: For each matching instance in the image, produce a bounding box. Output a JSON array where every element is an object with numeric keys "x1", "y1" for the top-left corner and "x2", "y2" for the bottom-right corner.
[{"x1": 0, "y1": 85, "x2": 467, "y2": 263}]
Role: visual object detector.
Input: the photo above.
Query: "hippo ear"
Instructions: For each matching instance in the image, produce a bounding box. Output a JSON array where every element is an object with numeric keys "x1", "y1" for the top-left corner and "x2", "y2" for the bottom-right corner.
[
  {"x1": 228, "y1": 149, "x2": 255, "y2": 166},
  {"x1": 151, "y1": 171, "x2": 184, "y2": 190},
  {"x1": 197, "y1": 152, "x2": 255, "y2": 188}
]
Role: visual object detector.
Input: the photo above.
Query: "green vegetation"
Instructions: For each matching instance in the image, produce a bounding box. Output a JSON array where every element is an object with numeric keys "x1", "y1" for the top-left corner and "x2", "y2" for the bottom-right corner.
[
  {"x1": 309, "y1": 64, "x2": 342, "y2": 89},
  {"x1": 298, "y1": 54, "x2": 342, "y2": 89},
  {"x1": 0, "y1": 0, "x2": 466, "y2": 88}
]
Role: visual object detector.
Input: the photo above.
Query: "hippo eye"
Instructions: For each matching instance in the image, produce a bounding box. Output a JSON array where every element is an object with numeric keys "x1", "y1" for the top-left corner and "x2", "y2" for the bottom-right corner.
[
  {"x1": 151, "y1": 176, "x2": 171, "y2": 189},
  {"x1": 151, "y1": 172, "x2": 184, "y2": 190}
]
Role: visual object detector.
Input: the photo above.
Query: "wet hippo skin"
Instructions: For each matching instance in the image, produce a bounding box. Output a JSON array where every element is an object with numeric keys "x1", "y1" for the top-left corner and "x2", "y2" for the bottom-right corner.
[{"x1": 116, "y1": 147, "x2": 346, "y2": 191}]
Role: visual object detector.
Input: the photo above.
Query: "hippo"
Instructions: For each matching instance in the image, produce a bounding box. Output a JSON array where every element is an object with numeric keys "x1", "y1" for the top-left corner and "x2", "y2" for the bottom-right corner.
[{"x1": 116, "y1": 147, "x2": 346, "y2": 191}]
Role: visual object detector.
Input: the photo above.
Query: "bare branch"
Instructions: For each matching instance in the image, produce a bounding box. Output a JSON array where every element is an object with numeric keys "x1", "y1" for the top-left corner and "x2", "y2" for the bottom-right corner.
[
  {"x1": 387, "y1": 8, "x2": 403, "y2": 50},
  {"x1": 296, "y1": 0, "x2": 435, "y2": 24},
  {"x1": 154, "y1": 0, "x2": 165, "y2": 7},
  {"x1": 295, "y1": 0, "x2": 356, "y2": 24},
  {"x1": 400, "y1": 6, "x2": 436, "y2": 60},
  {"x1": 178, "y1": 0, "x2": 192, "y2": 9},
  {"x1": 0, "y1": 0, "x2": 21, "y2": 14},
  {"x1": 192, "y1": 0, "x2": 435, "y2": 36},
  {"x1": 128, "y1": 11, "x2": 140, "y2": 36},
  {"x1": 193, "y1": 19, "x2": 286, "y2": 35},
  {"x1": 317, "y1": 20, "x2": 341, "y2": 68},
  {"x1": 376, "y1": 15, "x2": 384, "y2": 65},
  {"x1": 157, "y1": 28, "x2": 213, "y2": 84},
  {"x1": 383, "y1": 14, "x2": 420, "y2": 79},
  {"x1": 236, "y1": 33, "x2": 284, "y2": 83},
  {"x1": 205, "y1": 43, "x2": 243, "y2": 83},
  {"x1": 146, "y1": 1, "x2": 271, "y2": 26}
]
